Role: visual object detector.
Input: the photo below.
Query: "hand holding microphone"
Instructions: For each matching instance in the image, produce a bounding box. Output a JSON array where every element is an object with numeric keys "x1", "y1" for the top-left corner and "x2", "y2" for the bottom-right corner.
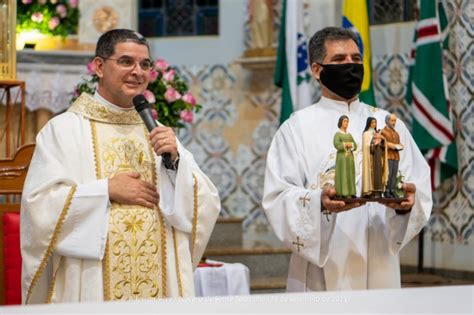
[{"x1": 133, "y1": 95, "x2": 179, "y2": 170}]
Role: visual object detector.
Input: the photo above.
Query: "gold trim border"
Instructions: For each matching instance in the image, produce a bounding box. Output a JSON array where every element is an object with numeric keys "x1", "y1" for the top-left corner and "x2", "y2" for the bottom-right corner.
[
  {"x1": 25, "y1": 186, "x2": 77, "y2": 304},
  {"x1": 68, "y1": 93, "x2": 143, "y2": 125},
  {"x1": 91, "y1": 120, "x2": 112, "y2": 301},
  {"x1": 90, "y1": 121, "x2": 102, "y2": 178},
  {"x1": 172, "y1": 228, "x2": 183, "y2": 297},
  {"x1": 46, "y1": 256, "x2": 63, "y2": 303},
  {"x1": 146, "y1": 126, "x2": 168, "y2": 298},
  {"x1": 190, "y1": 174, "x2": 198, "y2": 258}
]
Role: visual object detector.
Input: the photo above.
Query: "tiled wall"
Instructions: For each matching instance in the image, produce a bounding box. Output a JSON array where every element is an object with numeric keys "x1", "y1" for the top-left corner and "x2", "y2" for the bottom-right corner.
[{"x1": 175, "y1": 0, "x2": 472, "y2": 246}]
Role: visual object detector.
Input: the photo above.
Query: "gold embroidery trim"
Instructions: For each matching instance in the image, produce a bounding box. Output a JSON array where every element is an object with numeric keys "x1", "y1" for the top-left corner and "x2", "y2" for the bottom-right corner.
[
  {"x1": 90, "y1": 121, "x2": 102, "y2": 178},
  {"x1": 172, "y1": 228, "x2": 183, "y2": 297},
  {"x1": 25, "y1": 186, "x2": 77, "y2": 304},
  {"x1": 46, "y1": 256, "x2": 63, "y2": 303},
  {"x1": 145, "y1": 126, "x2": 168, "y2": 297},
  {"x1": 91, "y1": 120, "x2": 112, "y2": 301},
  {"x1": 68, "y1": 93, "x2": 143, "y2": 124},
  {"x1": 190, "y1": 174, "x2": 198, "y2": 258},
  {"x1": 158, "y1": 211, "x2": 167, "y2": 298},
  {"x1": 102, "y1": 240, "x2": 111, "y2": 301}
]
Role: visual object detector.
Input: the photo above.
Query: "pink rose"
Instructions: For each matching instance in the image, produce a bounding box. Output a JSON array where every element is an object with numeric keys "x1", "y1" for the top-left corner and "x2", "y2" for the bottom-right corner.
[
  {"x1": 151, "y1": 109, "x2": 158, "y2": 121},
  {"x1": 143, "y1": 90, "x2": 156, "y2": 104},
  {"x1": 182, "y1": 92, "x2": 197, "y2": 106},
  {"x1": 48, "y1": 17, "x2": 60, "y2": 30},
  {"x1": 38, "y1": 0, "x2": 47, "y2": 4},
  {"x1": 163, "y1": 69, "x2": 175, "y2": 82},
  {"x1": 164, "y1": 87, "x2": 181, "y2": 103},
  {"x1": 86, "y1": 61, "x2": 95, "y2": 75},
  {"x1": 180, "y1": 111, "x2": 194, "y2": 123},
  {"x1": 56, "y1": 4, "x2": 67, "y2": 18},
  {"x1": 31, "y1": 12, "x2": 43, "y2": 23},
  {"x1": 149, "y1": 69, "x2": 158, "y2": 82},
  {"x1": 154, "y1": 59, "x2": 169, "y2": 71},
  {"x1": 21, "y1": 0, "x2": 32, "y2": 4},
  {"x1": 68, "y1": 0, "x2": 78, "y2": 8}
]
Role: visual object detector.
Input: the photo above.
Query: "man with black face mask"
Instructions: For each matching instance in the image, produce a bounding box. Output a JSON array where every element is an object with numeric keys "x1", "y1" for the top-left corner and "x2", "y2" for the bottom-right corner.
[{"x1": 263, "y1": 27, "x2": 432, "y2": 292}]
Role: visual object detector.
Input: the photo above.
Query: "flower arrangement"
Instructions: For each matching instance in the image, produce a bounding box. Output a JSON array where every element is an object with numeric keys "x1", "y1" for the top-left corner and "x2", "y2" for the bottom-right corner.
[
  {"x1": 17, "y1": 0, "x2": 79, "y2": 38},
  {"x1": 71, "y1": 59, "x2": 202, "y2": 128}
]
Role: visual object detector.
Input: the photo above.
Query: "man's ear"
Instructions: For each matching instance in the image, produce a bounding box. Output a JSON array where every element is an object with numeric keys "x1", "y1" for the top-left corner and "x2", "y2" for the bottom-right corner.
[
  {"x1": 93, "y1": 57, "x2": 104, "y2": 78},
  {"x1": 311, "y1": 62, "x2": 322, "y2": 81}
]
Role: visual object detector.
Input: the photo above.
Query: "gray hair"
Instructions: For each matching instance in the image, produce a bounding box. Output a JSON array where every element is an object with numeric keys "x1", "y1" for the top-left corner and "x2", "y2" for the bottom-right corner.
[
  {"x1": 308, "y1": 27, "x2": 358, "y2": 65},
  {"x1": 95, "y1": 29, "x2": 149, "y2": 58},
  {"x1": 385, "y1": 114, "x2": 396, "y2": 124}
]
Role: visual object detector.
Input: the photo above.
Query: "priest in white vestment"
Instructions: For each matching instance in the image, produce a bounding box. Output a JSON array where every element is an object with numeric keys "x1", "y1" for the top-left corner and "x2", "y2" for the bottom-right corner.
[
  {"x1": 20, "y1": 29, "x2": 220, "y2": 304},
  {"x1": 263, "y1": 27, "x2": 432, "y2": 291}
]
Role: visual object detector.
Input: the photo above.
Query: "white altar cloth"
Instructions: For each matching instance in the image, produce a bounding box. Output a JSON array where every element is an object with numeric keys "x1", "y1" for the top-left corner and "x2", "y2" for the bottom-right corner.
[
  {"x1": 194, "y1": 260, "x2": 250, "y2": 296},
  {"x1": 1, "y1": 285, "x2": 472, "y2": 314}
]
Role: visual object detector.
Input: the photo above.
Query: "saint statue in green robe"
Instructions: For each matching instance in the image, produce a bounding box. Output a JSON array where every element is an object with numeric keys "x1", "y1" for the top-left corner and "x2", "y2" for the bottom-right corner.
[{"x1": 333, "y1": 115, "x2": 357, "y2": 198}]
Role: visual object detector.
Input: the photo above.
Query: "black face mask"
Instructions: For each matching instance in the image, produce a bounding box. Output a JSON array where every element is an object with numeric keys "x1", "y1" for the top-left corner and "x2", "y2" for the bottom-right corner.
[{"x1": 318, "y1": 63, "x2": 364, "y2": 100}]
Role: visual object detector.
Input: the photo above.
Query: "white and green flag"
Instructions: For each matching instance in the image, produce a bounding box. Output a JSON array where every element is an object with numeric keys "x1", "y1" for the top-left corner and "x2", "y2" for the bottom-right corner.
[
  {"x1": 406, "y1": 0, "x2": 457, "y2": 190},
  {"x1": 274, "y1": 0, "x2": 312, "y2": 124}
]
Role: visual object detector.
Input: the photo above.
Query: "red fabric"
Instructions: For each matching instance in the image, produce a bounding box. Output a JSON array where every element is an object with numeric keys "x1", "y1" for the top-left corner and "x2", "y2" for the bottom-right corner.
[
  {"x1": 3, "y1": 212, "x2": 22, "y2": 305},
  {"x1": 198, "y1": 262, "x2": 223, "y2": 268}
]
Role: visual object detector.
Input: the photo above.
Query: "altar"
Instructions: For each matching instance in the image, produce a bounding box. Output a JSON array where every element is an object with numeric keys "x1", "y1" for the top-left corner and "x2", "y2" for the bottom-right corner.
[
  {"x1": 0, "y1": 285, "x2": 472, "y2": 314},
  {"x1": 16, "y1": 50, "x2": 92, "y2": 114}
]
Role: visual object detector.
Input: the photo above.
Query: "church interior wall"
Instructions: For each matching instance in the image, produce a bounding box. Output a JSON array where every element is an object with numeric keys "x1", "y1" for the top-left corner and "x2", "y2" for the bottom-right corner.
[
  {"x1": 6, "y1": 0, "x2": 472, "y2": 273},
  {"x1": 147, "y1": 0, "x2": 247, "y2": 66},
  {"x1": 172, "y1": 0, "x2": 473, "y2": 273}
]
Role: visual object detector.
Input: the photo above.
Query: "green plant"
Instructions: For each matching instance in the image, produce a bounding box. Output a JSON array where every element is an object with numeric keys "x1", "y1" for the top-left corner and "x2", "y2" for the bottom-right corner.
[{"x1": 17, "y1": 0, "x2": 79, "y2": 38}]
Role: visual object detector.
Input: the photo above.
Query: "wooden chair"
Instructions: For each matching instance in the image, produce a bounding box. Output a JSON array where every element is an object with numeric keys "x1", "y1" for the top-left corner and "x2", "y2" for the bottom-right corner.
[{"x1": 0, "y1": 143, "x2": 35, "y2": 305}]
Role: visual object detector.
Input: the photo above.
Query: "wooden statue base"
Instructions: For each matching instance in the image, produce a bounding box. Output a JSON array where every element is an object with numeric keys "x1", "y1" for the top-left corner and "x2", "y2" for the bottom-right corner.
[{"x1": 332, "y1": 197, "x2": 408, "y2": 203}]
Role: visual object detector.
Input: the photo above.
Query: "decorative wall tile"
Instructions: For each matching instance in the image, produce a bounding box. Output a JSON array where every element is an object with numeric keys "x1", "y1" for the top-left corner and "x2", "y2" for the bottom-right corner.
[{"x1": 174, "y1": 0, "x2": 472, "y2": 246}]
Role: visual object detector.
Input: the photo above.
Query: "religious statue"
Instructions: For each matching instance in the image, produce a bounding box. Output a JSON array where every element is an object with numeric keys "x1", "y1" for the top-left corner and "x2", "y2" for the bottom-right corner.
[
  {"x1": 361, "y1": 117, "x2": 388, "y2": 198},
  {"x1": 246, "y1": 0, "x2": 275, "y2": 57},
  {"x1": 333, "y1": 115, "x2": 357, "y2": 198},
  {"x1": 381, "y1": 114, "x2": 404, "y2": 198}
]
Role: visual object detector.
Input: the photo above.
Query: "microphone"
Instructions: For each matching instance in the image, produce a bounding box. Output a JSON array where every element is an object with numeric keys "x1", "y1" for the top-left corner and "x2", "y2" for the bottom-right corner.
[{"x1": 133, "y1": 94, "x2": 174, "y2": 169}]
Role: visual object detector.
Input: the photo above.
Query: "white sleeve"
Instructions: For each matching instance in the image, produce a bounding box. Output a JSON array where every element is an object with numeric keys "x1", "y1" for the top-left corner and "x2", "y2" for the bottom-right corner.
[
  {"x1": 55, "y1": 179, "x2": 110, "y2": 260},
  {"x1": 262, "y1": 122, "x2": 336, "y2": 267},
  {"x1": 158, "y1": 139, "x2": 218, "y2": 234},
  {"x1": 385, "y1": 120, "x2": 432, "y2": 254}
]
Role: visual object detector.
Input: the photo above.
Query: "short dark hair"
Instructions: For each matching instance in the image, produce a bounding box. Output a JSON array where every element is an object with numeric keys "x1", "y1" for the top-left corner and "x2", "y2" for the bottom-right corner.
[
  {"x1": 95, "y1": 29, "x2": 150, "y2": 58},
  {"x1": 338, "y1": 115, "x2": 349, "y2": 128},
  {"x1": 308, "y1": 27, "x2": 359, "y2": 65}
]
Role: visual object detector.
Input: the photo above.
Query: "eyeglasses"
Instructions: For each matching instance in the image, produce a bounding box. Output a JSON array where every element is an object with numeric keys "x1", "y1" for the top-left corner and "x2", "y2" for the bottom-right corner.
[{"x1": 99, "y1": 56, "x2": 153, "y2": 71}]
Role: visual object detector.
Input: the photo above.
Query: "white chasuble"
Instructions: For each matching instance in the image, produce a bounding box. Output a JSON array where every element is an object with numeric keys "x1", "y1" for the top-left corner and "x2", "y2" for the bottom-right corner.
[
  {"x1": 21, "y1": 93, "x2": 221, "y2": 304},
  {"x1": 263, "y1": 97, "x2": 432, "y2": 292}
]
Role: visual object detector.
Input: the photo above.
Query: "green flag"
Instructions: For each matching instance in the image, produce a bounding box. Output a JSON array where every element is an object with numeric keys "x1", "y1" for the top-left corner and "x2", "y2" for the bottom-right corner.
[
  {"x1": 274, "y1": 0, "x2": 312, "y2": 124},
  {"x1": 406, "y1": 0, "x2": 457, "y2": 190}
]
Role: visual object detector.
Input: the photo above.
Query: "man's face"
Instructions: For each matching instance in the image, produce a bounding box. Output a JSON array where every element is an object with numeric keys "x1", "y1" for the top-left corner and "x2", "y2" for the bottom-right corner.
[
  {"x1": 94, "y1": 41, "x2": 151, "y2": 108},
  {"x1": 388, "y1": 115, "x2": 397, "y2": 128},
  {"x1": 311, "y1": 39, "x2": 362, "y2": 81}
]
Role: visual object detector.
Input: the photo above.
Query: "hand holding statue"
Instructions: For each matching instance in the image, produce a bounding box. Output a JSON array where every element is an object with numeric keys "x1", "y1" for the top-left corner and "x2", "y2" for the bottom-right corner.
[
  {"x1": 321, "y1": 185, "x2": 365, "y2": 213},
  {"x1": 378, "y1": 182, "x2": 416, "y2": 213}
]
